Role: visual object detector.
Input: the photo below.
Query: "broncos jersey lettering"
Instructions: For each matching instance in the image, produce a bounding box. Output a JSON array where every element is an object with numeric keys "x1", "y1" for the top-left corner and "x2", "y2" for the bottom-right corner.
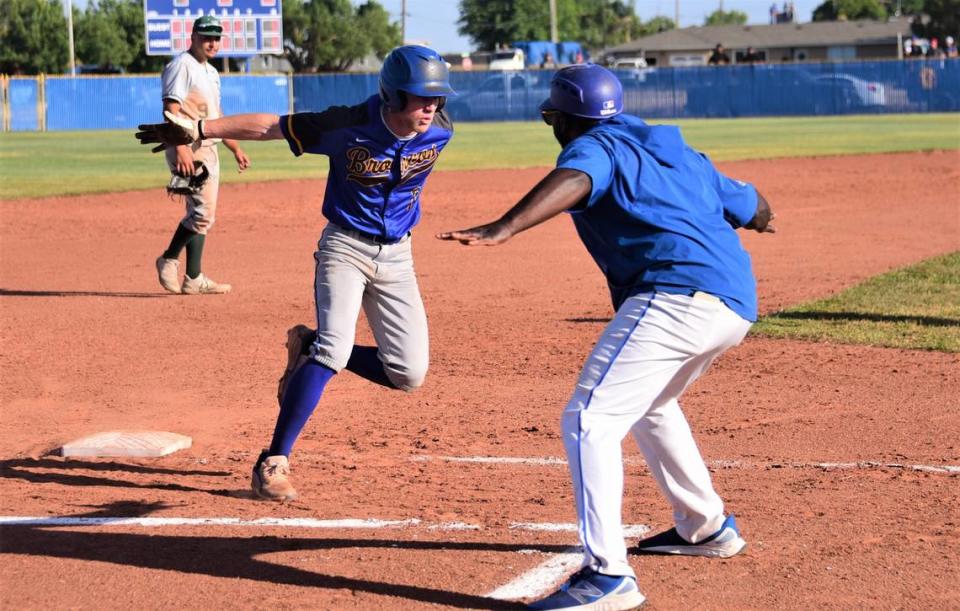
[{"x1": 280, "y1": 95, "x2": 453, "y2": 242}]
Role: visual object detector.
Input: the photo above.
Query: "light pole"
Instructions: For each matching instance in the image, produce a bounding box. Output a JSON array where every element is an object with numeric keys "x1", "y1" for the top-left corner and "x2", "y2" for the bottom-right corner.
[
  {"x1": 549, "y1": 0, "x2": 558, "y2": 43},
  {"x1": 66, "y1": 0, "x2": 76, "y2": 75}
]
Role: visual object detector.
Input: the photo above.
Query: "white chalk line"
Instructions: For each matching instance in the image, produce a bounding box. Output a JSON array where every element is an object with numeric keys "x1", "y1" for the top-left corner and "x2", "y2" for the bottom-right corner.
[
  {"x1": 485, "y1": 548, "x2": 582, "y2": 600},
  {"x1": 412, "y1": 455, "x2": 960, "y2": 474}
]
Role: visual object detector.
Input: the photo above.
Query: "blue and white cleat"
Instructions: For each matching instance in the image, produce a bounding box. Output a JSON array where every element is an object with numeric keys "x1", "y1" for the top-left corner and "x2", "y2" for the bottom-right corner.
[
  {"x1": 527, "y1": 567, "x2": 645, "y2": 610},
  {"x1": 634, "y1": 514, "x2": 746, "y2": 558}
]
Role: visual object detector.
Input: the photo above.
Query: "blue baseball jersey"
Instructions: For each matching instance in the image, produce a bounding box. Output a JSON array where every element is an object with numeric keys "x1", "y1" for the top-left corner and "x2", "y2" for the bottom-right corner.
[
  {"x1": 556, "y1": 114, "x2": 759, "y2": 321},
  {"x1": 279, "y1": 94, "x2": 453, "y2": 242}
]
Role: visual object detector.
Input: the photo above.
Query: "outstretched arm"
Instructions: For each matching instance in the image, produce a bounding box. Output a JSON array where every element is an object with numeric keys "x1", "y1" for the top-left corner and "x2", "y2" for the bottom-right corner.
[
  {"x1": 437, "y1": 168, "x2": 591, "y2": 246},
  {"x1": 136, "y1": 112, "x2": 283, "y2": 151},
  {"x1": 201, "y1": 113, "x2": 284, "y2": 140}
]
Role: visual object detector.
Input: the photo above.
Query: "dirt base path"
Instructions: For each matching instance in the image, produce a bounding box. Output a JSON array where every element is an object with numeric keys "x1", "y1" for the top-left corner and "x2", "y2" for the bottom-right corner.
[{"x1": 2, "y1": 150, "x2": 958, "y2": 609}]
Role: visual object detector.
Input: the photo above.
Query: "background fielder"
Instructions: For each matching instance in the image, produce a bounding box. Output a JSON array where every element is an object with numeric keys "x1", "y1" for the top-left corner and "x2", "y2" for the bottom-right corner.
[
  {"x1": 155, "y1": 15, "x2": 250, "y2": 295},
  {"x1": 138, "y1": 45, "x2": 455, "y2": 501},
  {"x1": 439, "y1": 64, "x2": 775, "y2": 611}
]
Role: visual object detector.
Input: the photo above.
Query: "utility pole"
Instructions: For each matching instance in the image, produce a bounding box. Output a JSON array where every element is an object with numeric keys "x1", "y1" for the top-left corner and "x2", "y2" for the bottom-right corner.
[
  {"x1": 401, "y1": 0, "x2": 407, "y2": 44},
  {"x1": 549, "y1": 0, "x2": 558, "y2": 43},
  {"x1": 66, "y1": 0, "x2": 76, "y2": 75},
  {"x1": 675, "y1": 0, "x2": 680, "y2": 27}
]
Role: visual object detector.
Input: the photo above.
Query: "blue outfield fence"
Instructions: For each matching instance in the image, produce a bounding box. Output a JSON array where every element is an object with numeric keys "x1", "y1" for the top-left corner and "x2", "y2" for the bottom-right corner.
[
  {"x1": 2, "y1": 59, "x2": 958, "y2": 131},
  {"x1": 8, "y1": 78, "x2": 40, "y2": 131},
  {"x1": 5, "y1": 74, "x2": 291, "y2": 131},
  {"x1": 295, "y1": 59, "x2": 959, "y2": 122}
]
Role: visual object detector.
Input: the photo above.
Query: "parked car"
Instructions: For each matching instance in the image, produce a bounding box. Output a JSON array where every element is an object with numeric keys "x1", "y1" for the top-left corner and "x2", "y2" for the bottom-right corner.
[
  {"x1": 611, "y1": 57, "x2": 648, "y2": 69},
  {"x1": 446, "y1": 71, "x2": 550, "y2": 121},
  {"x1": 811, "y1": 74, "x2": 886, "y2": 108},
  {"x1": 683, "y1": 67, "x2": 888, "y2": 117}
]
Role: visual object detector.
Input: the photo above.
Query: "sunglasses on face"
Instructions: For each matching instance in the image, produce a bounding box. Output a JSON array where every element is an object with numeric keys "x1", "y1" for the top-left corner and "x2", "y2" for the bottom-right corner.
[{"x1": 541, "y1": 110, "x2": 560, "y2": 125}]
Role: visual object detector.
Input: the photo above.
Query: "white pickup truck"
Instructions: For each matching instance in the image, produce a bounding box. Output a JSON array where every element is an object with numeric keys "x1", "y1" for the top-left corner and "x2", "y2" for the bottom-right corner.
[{"x1": 488, "y1": 48, "x2": 526, "y2": 71}]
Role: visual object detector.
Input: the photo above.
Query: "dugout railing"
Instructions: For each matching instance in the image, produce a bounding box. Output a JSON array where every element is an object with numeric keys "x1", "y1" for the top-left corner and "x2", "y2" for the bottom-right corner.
[{"x1": 2, "y1": 59, "x2": 958, "y2": 131}]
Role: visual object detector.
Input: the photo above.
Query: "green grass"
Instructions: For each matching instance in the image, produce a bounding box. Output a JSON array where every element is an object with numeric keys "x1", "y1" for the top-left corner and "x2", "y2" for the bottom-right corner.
[
  {"x1": 0, "y1": 113, "x2": 957, "y2": 199},
  {"x1": 752, "y1": 252, "x2": 960, "y2": 352}
]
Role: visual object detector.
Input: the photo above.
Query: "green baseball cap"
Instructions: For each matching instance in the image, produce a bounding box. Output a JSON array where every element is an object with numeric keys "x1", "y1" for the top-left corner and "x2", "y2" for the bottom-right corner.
[{"x1": 193, "y1": 15, "x2": 223, "y2": 38}]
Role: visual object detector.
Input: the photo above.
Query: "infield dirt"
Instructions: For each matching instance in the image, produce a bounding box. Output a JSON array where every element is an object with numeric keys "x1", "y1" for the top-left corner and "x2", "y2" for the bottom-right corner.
[{"x1": 1, "y1": 150, "x2": 958, "y2": 609}]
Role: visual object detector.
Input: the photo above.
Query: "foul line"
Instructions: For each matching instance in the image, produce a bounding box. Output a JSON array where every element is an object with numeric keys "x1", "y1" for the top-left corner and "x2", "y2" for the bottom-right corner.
[
  {"x1": 0, "y1": 516, "x2": 646, "y2": 535},
  {"x1": 411, "y1": 455, "x2": 960, "y2": 475}
]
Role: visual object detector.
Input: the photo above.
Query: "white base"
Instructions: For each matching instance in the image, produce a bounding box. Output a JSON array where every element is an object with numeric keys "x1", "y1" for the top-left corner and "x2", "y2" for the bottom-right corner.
[{"x1": 61, "y1": 431, "x2": 192, "y2": 457}]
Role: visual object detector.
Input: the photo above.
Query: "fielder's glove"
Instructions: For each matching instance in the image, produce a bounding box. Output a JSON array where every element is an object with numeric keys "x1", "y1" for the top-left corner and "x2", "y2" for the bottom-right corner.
[
  {"x1": 167, "y1": 161, "x2": 210, "y2": 196},
  {"x1": 136, "y1": 111, "x2": 201, "y2": 153}
]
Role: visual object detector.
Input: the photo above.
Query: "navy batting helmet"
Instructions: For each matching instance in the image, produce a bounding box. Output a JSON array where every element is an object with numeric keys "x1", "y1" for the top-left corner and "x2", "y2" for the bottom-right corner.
[
  {"x1": 379, "y1": 45, "x2": 456, "y2": 111},
  {"x1": 539, "y1": 64, "x2": 623, "y2": 120}
]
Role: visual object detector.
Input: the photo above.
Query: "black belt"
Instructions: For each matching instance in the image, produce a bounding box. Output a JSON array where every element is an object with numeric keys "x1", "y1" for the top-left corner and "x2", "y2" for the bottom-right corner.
[{"x1": 351, "y1": 228, "x2": 409, "y2": 245}]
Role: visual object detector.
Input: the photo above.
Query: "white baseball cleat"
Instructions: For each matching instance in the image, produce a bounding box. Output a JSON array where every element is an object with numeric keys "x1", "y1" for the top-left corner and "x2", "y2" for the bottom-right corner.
[
  {"x1": 181, "y1": 273, "x2": 231, "y2": 295},
  {"x1": 156, "y1": 256, "x2": 181, "y2": 294}
]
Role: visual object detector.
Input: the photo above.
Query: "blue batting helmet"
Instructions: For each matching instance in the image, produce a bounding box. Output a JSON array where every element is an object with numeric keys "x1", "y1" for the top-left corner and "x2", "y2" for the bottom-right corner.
[
  {"x1": 379, "y1": 45, "x2": 456, "y2": 111},
  {"x1": 539, "y1": 64, "x2": 623, "y2": 120}
]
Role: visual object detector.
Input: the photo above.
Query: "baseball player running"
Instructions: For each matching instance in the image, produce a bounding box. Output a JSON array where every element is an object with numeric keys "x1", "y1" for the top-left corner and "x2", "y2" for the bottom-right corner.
[
  {"x1": 155, "y1": 15, "x2": 250, "y2": 295},
  {"x1": 438, "y1": 64, "x2": 775, "y2": 611},
  {"x1": 137, "y1": 45, "x2": 455, "y2": 501}
]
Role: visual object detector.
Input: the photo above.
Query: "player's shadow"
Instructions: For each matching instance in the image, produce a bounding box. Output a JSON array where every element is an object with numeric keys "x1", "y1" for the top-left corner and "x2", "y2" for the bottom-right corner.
[
  {"x1": 0, "y1": 458, "x2": 236, "y2": 498},
  {"x1": 1, "y1": 501, "x2": 552, "y2": 609},
  {"x1": 0, "y1": 288, "x2": 168, "y2": 298}
]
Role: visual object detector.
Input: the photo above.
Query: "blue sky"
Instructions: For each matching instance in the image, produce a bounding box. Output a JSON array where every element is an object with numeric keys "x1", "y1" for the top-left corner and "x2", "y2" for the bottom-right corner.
[{"x1": 367, "y1": 1, "x2": 825, "y2": 54}]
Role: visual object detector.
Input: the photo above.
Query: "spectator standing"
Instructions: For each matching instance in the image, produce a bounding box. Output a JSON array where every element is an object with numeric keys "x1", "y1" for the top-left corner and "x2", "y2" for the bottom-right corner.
[
  {"x1": 708, "y1": 44, "x2": 731, "y2": 65},
  {"x1": 927, "y1": 38, "x2": 947, "y2": 59},
  {"x1": 541, "y1": 52, "x2": 557, "y2": 69},
  {"x1": 946, "y1": 36, "x2": 958, "y2": 58},
  {"x1": 743, "y1": 47, "x2": 763, "y2": 64}
]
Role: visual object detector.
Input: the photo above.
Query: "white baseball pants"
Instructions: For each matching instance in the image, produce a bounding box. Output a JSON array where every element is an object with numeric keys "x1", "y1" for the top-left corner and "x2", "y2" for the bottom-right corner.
[
  {"x1": 561, "y1": 290, "x2": 751, "y2": 578},
  {"x1": 309, "y1": 223, "x2": 429, "y2": 391}
]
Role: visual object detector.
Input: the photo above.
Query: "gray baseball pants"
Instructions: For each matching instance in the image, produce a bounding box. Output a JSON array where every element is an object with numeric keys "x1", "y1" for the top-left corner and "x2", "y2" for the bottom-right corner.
[{"x1": 308, "y1": 222, "x2": 429, "y2": 391}]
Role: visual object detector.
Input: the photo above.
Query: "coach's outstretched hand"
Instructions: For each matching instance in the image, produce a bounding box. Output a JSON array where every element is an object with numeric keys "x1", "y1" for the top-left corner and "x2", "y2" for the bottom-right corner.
[
  {"x1": 437, "y1": 221, "x2": 514, "y2": 246},
  {"x1": 135, "y1": 111, "x2": 200, "y2": 153}
]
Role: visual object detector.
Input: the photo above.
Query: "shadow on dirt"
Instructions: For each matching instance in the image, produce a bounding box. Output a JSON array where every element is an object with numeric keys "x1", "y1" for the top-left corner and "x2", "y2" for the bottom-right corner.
[
  {"x1": 0, "y1": 458, "x2": 235, "y2": 497},
  {"x1": 0, "y1": 288, "x2": 168, "y2": 298},
  {"x1": 1, "y1": 502, "x2": 548, "y2": 609}
]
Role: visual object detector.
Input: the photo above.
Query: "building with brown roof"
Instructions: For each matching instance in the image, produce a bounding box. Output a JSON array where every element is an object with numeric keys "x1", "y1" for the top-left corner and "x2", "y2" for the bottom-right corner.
[{"x1": 604, "y1": 17, "x2": 914, "y2": 67}]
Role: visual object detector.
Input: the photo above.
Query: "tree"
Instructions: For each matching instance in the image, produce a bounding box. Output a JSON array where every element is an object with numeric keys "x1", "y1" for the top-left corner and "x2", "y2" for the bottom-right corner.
[
  {"x1": 812, "y1": 0, "x2": 887, "y2": 21},
  {"x1": 458, "y1": 0, "x2": 644, "y2": 52},
  {"x1": 0, "y1": 0, "x2": 69, "y2": 73},
  {"x1": 882, "y1": 0, "x2": 924, "y2": 15},
  {"x1": 639, "y1": 16, "x2": 675, "y2": 36},
  {"x1": 911, "y1": 0, "x2": 960, "y2": 41},
  {"x1": 704, "y1": 9, "x2": 748, "y2": 26},
  {"x1": 283, "y1": 0, "x2": 399, "y2": 72},
  {"x1": 579, "y1": 0, "x2": 644, "y2": 48}
]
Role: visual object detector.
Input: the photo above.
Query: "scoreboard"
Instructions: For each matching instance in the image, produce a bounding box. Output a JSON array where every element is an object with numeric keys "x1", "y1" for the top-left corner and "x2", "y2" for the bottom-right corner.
[{"x1": 144, "y1": 0, "x2": 283, "y2": 57}]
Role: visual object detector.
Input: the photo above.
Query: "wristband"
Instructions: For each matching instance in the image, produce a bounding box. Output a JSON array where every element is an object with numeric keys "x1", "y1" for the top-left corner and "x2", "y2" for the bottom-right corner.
[{"x1": 197, "y1": 119, "x2": 205, "y2": 141}]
